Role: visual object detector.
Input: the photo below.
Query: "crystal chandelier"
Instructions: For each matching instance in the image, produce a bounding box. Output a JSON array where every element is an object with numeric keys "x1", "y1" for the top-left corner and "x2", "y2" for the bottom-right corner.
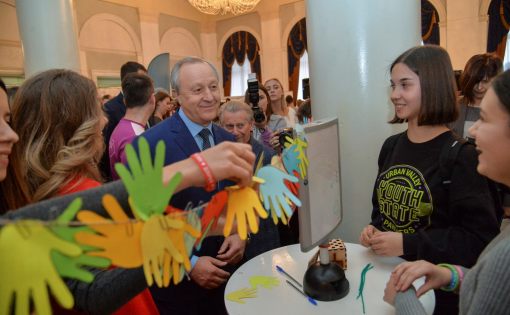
[{"x1": 187, "y1": 0, "x2": 261, "y2": 15}]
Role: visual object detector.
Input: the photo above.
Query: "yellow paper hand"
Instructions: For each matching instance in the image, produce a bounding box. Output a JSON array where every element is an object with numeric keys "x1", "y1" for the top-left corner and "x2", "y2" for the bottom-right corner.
[
  {"x1": 249, "y1": 276, "x2": 280, "y2": 289},
  {"x1": 141, "y1": 214, "x2": 185, "y2": 287},
  {"x1": 0, "y1": 221, "x2": 81, "y2": 315},
  {"x1": 75, "y1": 194, "x2": 144, "y2": 268},
  {"x1": 226, "y1": 287, "x2": 258, "y2": 304},
  {"x1": 163, "y1": 213, "x2": 201, "y2": 286},
  {"x1": 223, "y1": 187, "x2": 268, "y2": 240}
]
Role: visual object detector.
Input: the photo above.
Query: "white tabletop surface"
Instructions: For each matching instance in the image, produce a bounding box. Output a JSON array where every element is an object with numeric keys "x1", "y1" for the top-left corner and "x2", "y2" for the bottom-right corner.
[{"x1": 225, "y1": 243, "x2": 435, "y2": 315}]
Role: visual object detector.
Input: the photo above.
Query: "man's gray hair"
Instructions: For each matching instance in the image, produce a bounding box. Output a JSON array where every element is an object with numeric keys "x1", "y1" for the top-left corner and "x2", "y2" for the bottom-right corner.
[
  {"x1": 170, "y1": 56, "x2": 219, "y2": 94},
  {"x1": 218, "y1": 100, "x2": 254, "y2": 123}
]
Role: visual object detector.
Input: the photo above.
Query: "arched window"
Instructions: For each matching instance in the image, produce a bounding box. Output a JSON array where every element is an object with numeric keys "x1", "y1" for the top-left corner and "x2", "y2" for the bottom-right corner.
[
  {"x1": 421, "y1": 0, "x2": 440, "y2": 45},
  {"x1": 487, "y1": 0, "x2": 510, "y2": 59},
  {"x1": 287, "y1": 18, "x2": 308, "y2": 101},
  {"x1": 221, "y1": 31, "x2": 261, "y2": 97},
  {"x1": 297, "y1": 50, "x2": 309, "y2": 100},
  {"x1": 230, "y1": 54, "x2": 251, "y2": 96}
]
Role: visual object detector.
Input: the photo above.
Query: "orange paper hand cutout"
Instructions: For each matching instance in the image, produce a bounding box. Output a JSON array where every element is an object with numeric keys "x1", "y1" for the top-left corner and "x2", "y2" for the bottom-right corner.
[
  {"x1": 75, "y1": 194, "x2": 144, "y2": 268},
  {"x1": 201, "y1": 190, "x2": 228, "y2": 231}
]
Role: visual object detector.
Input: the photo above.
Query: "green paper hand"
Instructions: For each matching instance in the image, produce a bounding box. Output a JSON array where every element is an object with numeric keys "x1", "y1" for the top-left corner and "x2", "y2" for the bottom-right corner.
[
  {"x1": 225, "y1": 287, "x2": 258, "y2": 304},
  {"x1": 115, "y1": 137, "x2": 183, "y2": 221},
  {"x1": 249, "y1": 276, "x2": 280, "y2": 289},
  {"x1": 50, "y1": 198, "x2": 110, "y2": 283},
  {"x1": 0, "y1": 221, "x2": 81, "y2": 315}
]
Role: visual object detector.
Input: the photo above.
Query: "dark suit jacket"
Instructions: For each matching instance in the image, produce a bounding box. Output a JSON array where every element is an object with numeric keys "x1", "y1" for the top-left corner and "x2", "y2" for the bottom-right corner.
[
  {"x1": 133, "y1": 113, "x2": 236, "y2": 315},
  {"x1": 100, "y1": 92, "x2": 126, "y2": 181}
]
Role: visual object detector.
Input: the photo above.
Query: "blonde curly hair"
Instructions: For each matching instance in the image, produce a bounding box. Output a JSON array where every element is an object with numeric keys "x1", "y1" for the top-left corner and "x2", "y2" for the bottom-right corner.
[{"x1": 4, "y1": 69, "x2": 104, "y2": 208}]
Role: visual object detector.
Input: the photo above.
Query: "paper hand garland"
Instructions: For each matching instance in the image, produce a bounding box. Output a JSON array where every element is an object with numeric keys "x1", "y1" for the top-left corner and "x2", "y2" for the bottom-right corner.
[
  {"x1": 141, "y1": 214, "x2": 183, "y2": 287},
  {"x1": 282, "y1": 136, "x2": 309, "y2": 179},
  {"x1": 163, "y1": 213, "x2": 201, "y2": 286},
  {"x1": 257, "y1": 166, "x2": 301, "y2": 225},
  {"x1": 0, "y1": 221, "x2": 81, "y2": 315},
  {"x1": 223, "y1": 187, "x2": 268, "y2": 240},
  {"x1": 225, "y1": 287, "x2": 258, "y2": 304},
  {"x1": 50, "y1": 198, "x2": 110, "y2": 283},
  {"x1": 249, "y1": 276, "x2": 280, "y2": 289},
  {"x1": 75, "y1": 194, "x2": 144, "y2": 268},
  {"x1": 115, "y1": 137, "x2": 182, "y2": 221}
]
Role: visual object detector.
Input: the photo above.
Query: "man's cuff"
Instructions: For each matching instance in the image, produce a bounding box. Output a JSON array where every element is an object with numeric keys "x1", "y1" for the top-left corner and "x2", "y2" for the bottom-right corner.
[{"x1": 190, "y1": 255, "x2": 199, "y2": 269}]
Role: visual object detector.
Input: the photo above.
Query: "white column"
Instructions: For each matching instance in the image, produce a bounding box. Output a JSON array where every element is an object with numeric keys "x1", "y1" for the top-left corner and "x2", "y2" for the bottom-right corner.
[
  {"x1": 306, "y1": 0, "x2": 421, "y2": 242},
  {"x1": 260, "y1": 9, "x2": 284, "y2": 82},
  {"x1": 139, "y1": 8, "x2": 161, "y2": 66},
  {"x1": 16, "y1": 0, "x2": 80, "y2": 77}
]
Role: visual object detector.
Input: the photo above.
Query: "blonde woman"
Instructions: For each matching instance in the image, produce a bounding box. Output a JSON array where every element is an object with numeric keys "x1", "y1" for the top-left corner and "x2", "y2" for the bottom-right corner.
[{"x1": 264, "y1": 78, "x2": 289, "y2": 131}]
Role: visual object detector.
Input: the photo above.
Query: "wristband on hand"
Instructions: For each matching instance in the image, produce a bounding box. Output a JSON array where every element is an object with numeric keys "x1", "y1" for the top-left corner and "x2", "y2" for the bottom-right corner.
[
  {"x1": 438, "y1": 263, "x2": 459, "y2": 292},
  {"x1": 191, "y1": 153, "x2": 216, "y2": 192}
]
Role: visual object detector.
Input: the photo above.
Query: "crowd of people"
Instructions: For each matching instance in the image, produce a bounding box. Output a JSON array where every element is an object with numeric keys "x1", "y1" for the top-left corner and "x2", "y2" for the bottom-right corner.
[{"x1": 1, "y1": 44, "x2": 509, "y2": 315}]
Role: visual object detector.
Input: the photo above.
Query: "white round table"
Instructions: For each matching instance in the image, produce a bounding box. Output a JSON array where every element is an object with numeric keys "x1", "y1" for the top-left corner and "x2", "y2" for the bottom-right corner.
[{"x1": 225, "y1": 243, "x2": 435, "y2": 315}]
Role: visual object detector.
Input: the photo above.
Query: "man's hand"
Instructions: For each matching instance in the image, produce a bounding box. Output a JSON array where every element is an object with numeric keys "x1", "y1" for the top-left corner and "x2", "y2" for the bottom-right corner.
[
  {"x1": 369, "y1": 231, "x2": 403, "y2": 256},
  {"x1": 359, "y1": 224, "x2": 379, "y2": 247},
  {"x1": 217, "y1": 234, "x2": 246, "y2": 265},
  {"x1": 190, "y1": 256, "x2": 230, "y2": 289}
]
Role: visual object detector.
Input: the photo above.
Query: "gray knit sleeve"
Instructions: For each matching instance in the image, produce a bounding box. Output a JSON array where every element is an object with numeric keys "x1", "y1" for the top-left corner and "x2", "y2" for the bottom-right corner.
[
  {"x1": 68, "y1": 268, "x2": 147, "y2": 315},
  {"x1": 394, "y1": 288, "x2": 428, "y2": 315},
  {"x1": 460, "y1": 240, "x2": 510, "y2": 315}
]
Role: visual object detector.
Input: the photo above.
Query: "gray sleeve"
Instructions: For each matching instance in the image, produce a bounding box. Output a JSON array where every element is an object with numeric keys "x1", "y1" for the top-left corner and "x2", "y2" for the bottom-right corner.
[
  {"x1": 461, "y1": 243, "x2": 510, "y2": 315},
  {"x1": 394, "y1": 288, "x2": 428, "y2": 315},
  {"x1": 2, "y1": 180, "x2": 130, "y2": 221},
  {"x1": 68, "y1": 268, "x2": 148, "y2": 315}
]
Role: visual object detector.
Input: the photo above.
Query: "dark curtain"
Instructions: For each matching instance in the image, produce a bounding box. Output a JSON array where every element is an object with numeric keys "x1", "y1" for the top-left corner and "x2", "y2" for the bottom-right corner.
[
  {"x1": 421, "y1": 0, "x2": 440, "y2": 45},
  {"x1": 287, "y1": 18, "x2": 307, "y2": 101},
  {"x1": 487, "y1": 0, "x2": 510, "y2": 59},
  {"x1": 222, "y1": 31, "x2": 261, "y2": 96}
]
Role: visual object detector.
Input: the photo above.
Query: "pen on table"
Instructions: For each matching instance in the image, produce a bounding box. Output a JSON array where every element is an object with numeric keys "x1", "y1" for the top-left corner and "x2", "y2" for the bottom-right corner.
[
  {"x1": 286, "y1": 280, "x2": 318, "y2": 306},
  {"x1": 276, "y1": 265, "x2": 302, "y2": 287}
]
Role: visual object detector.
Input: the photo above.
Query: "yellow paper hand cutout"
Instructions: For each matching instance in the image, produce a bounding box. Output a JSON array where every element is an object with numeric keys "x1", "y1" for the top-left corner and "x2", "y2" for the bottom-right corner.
[
  {"x1": 75, "y1": 194, "x2": 144, "y2": 268},
  {"x1": 163, "y1": 213, "x2": 201, "y2": 286},
  {"x1": 226, "y1": 287, "x2": 258, "y2": 304},
  {"x1": 284, "y1": 137, "x2": 309, "y2": 178},
  {"x1": 0, "y1": 221, "x2": 81, "y2": 315},
  {"x1": 223, "y1": 187, "x2": 268, "y2": 240},
  {"x1": 141, "y1": 214, "x2": 185, "y2": 287},
  {"x1": 249, "y1": 276, "x2": 280, "y2": 289}
]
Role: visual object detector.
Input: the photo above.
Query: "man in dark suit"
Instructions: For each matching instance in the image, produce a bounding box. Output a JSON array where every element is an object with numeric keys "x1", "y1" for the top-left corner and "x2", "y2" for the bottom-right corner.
[
  {"x1": 134, "y1": 57, "x2": 246, "y2": 315},
  {"x1": 99, "y1": 61, "x2": 147, "y2": 181}
]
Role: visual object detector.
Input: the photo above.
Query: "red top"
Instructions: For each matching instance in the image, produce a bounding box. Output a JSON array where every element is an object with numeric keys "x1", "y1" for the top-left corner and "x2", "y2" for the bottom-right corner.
[{"x1": 55, "y1": 176, "x2": 159, "y2": 315}]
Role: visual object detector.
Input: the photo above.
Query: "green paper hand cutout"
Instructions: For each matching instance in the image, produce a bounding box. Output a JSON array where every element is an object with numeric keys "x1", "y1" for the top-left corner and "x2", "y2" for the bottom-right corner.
[
  {"x1": 50, "y1": 198, "x2": 110, "y2": 283},
  {"x1": 0, "y1": 221, "x2": 81, "y2": 315},
  {"x1": 115, "y1": 137, "x2": 182, "y2": 221},
  {"x1": 226, "y1": 287, "x2": 258, "y2": 304},
  {"x1": 256, "y1": 166, "x2": 301, "y2": 221},
  {"x1": 249, "y1": 276, "x2": 280, "y2": 289},
  {"x1": 223, "y1": 187, "x2": 268, "y2": 240}
]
